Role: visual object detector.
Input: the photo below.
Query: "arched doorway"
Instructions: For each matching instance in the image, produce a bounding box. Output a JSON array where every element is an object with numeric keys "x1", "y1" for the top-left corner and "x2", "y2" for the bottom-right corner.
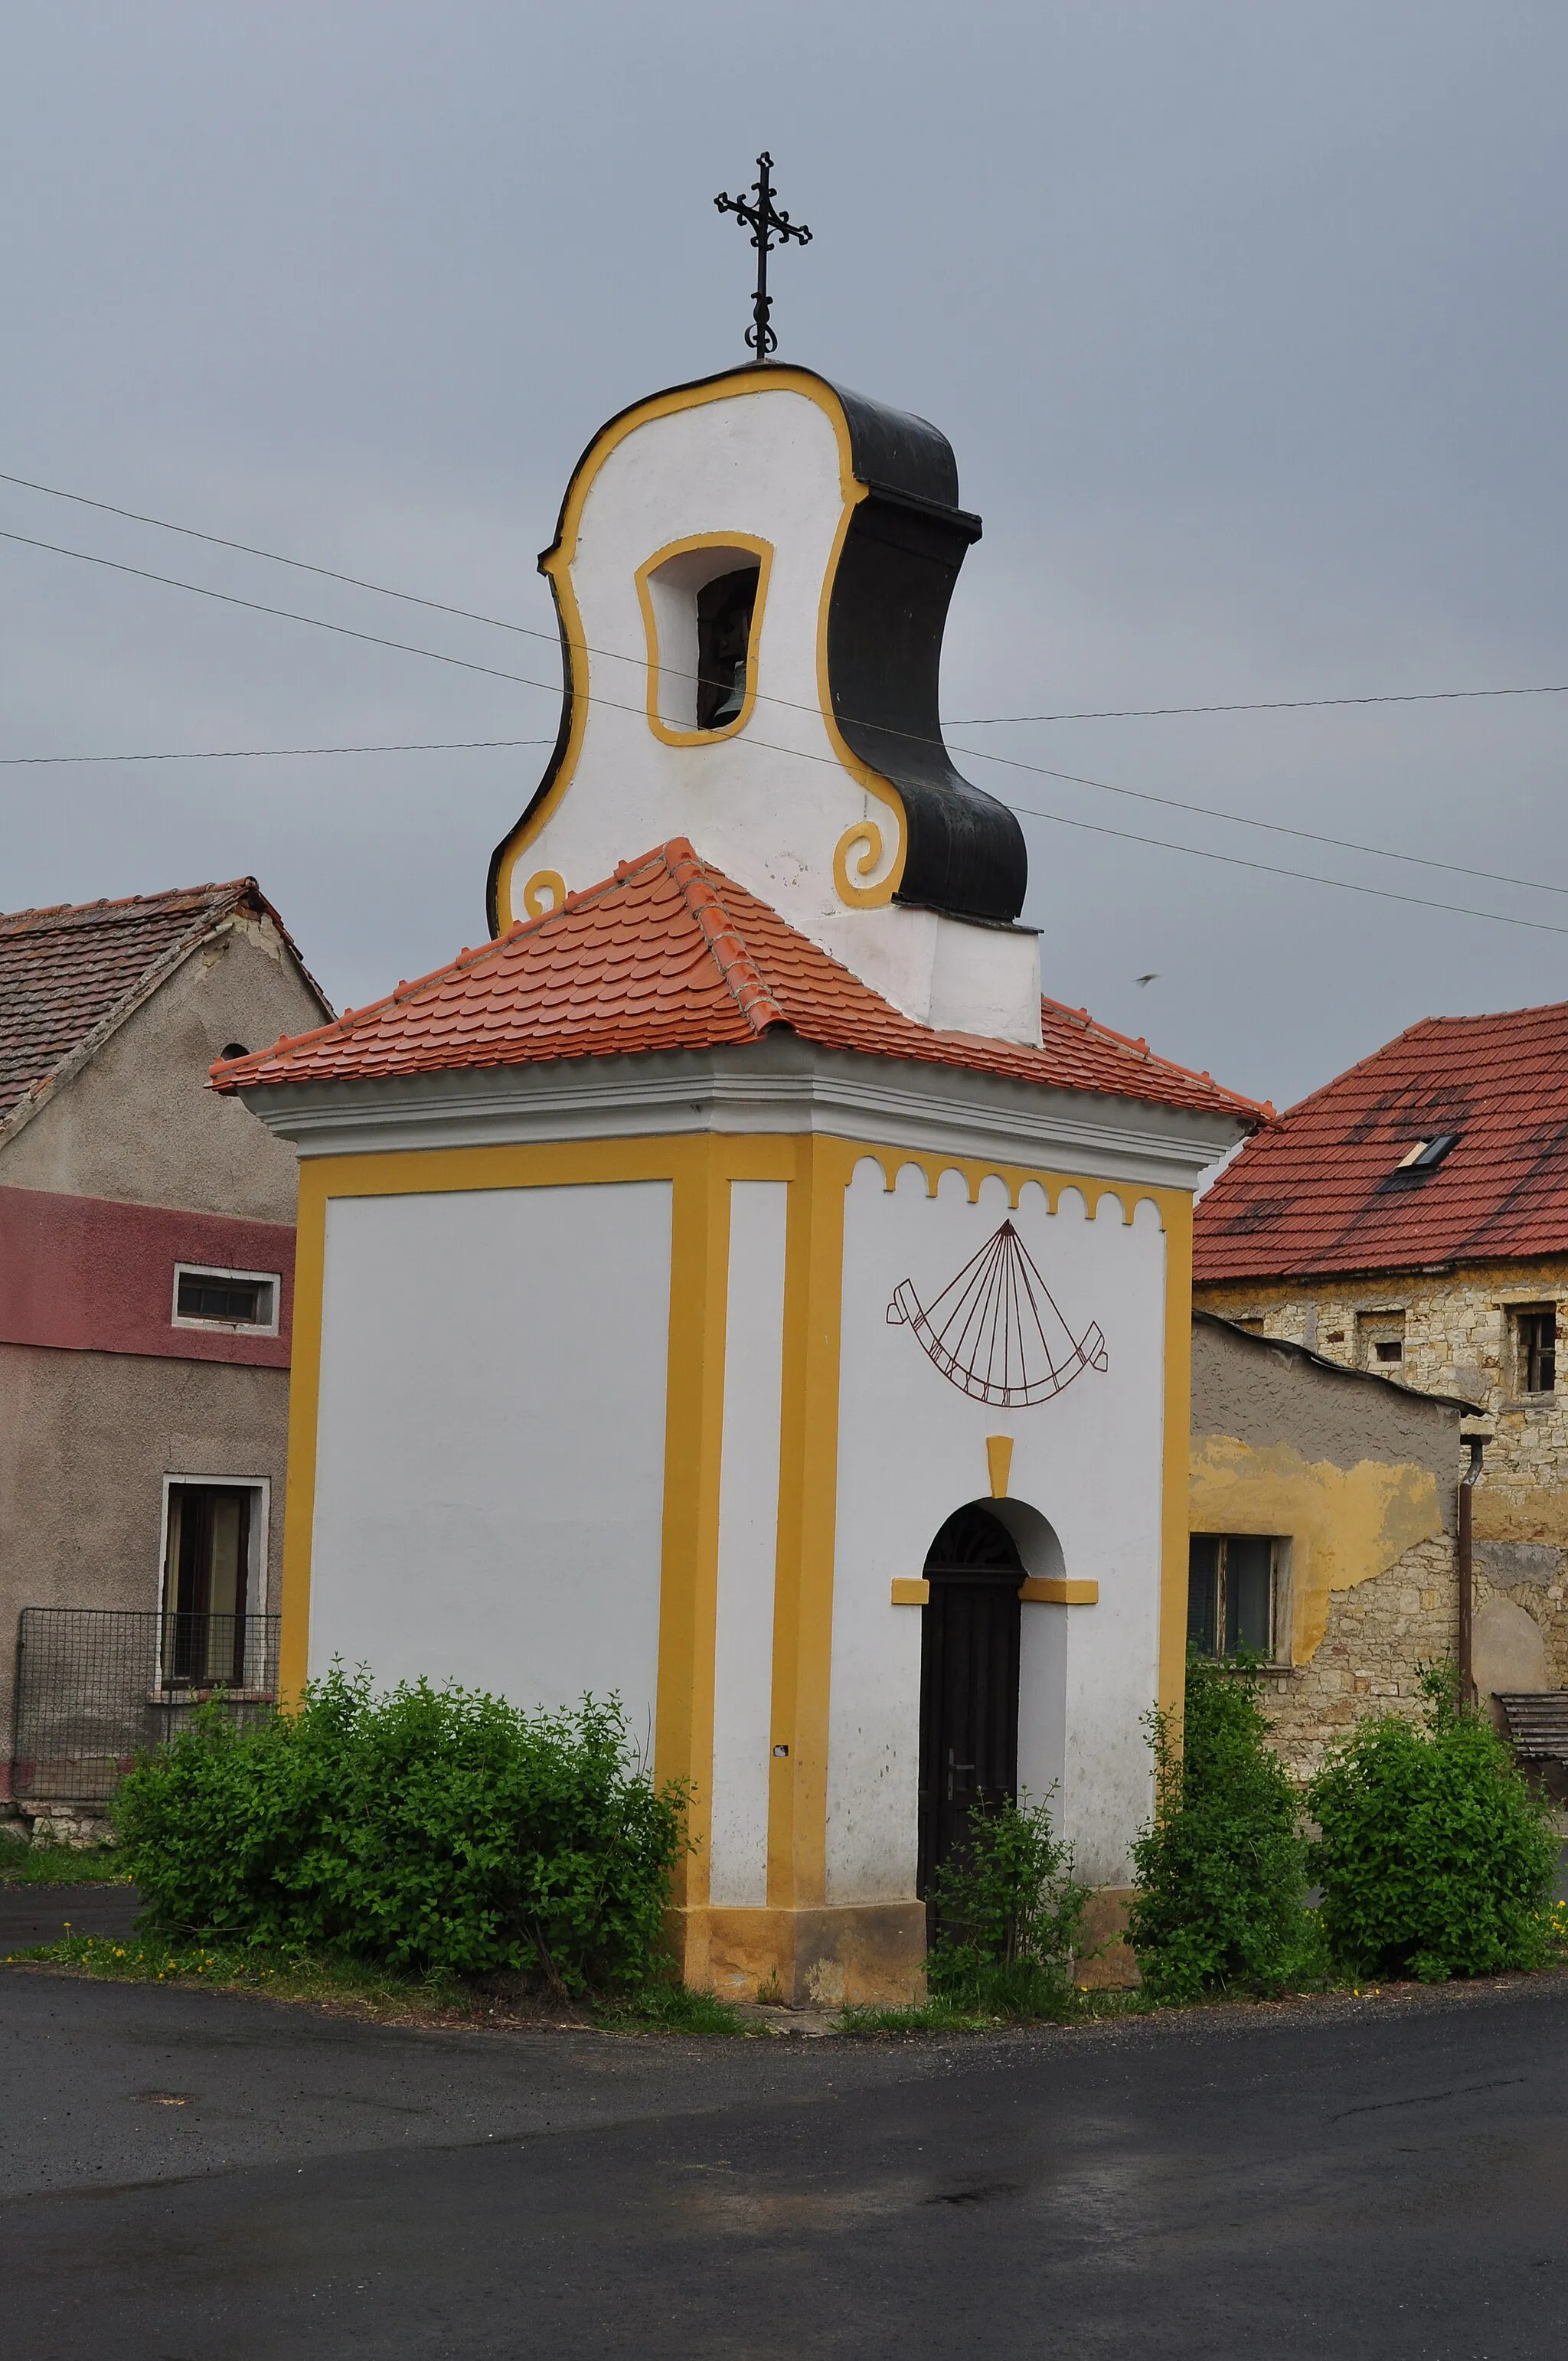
[{"x1": 916, "y1": 1503, "x2": 1023, "y2": 1899}]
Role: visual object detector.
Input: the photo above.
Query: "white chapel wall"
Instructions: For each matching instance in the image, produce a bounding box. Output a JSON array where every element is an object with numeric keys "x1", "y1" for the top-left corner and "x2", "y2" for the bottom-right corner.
[
  {"x1": 309, "y1": 1181, "x2": 673, "y2": 1743},
  {"x1": 708, "y1": 1179, "x2": 789, "y2": 1908},
  {"x1": 828, "y1": 1161, "x2": 1168, "y2": 1896}
]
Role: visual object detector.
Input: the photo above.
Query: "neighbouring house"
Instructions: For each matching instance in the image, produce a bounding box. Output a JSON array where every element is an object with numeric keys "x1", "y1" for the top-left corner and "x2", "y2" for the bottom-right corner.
[
  {"x1": 1190, "y1": 1309, "x2": 1478, "y2": 1781},
  {"x1": 1194, "y1": 1001, "x2": 1568, "y2": 1738},
  {"x1": 0, "y1": 879, "x2": 331, "y2": 1834},
  {"x1": 217, "y1": 361, "x2": 1263, "y2": 2005}
]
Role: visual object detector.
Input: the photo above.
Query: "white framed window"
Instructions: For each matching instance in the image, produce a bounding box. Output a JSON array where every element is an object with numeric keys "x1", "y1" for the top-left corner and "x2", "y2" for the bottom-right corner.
[
  {"x1": 157, "y1": 1475, "x2": 271, "y2": 1692},
  {"x1": 172, "y1": 1262, "x2": 280, "y2": 1335}
]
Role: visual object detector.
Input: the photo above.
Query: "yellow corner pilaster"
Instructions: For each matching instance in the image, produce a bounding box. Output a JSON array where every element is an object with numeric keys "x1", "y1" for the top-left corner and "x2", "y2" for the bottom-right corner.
[
  {"x1": 1159, "y1": 1189, "x2": 1196, "y2": 1728},
  {"x1": 278, "y1": 1161, "x2": 328, "y2": 1707},
  {"x1": 652, "y1": 1141, "x2": 732, "y2": 1909},
  {"x1": 766, "y1": 1134, "x2": 854, "y2": 1912}
]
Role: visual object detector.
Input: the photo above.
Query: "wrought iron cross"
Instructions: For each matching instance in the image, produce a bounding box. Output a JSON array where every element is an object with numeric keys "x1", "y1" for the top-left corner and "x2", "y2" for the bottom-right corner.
[{"x1": 714, "y1": 153, "x2": 812, "y2": 365}]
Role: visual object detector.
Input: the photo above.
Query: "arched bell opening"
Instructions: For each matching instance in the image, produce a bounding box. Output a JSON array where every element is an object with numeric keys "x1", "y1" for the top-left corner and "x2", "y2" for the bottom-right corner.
[
  {"x1": 916, "y1": 1501, "x2": 1024, "y2": 1903},
  {"x1": 635, "y1": 534, "x2": 772, "y2": 741}
]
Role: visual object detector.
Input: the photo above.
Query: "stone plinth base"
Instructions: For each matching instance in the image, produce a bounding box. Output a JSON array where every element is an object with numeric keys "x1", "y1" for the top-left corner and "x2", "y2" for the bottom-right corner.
[
  {"x1": 672, "y1": 1902, "x2": 929, "y2": 2008},
  {"x1": 1075, "y1": 1886, "x2": 1140, "y2": 1988},
  {"x1": 672, "y1": 1886, "x2": 1144, "y2": 2004}
]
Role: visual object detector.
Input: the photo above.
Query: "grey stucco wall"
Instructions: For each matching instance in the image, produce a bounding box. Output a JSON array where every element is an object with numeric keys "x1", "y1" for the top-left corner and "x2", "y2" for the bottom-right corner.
[
  {"x1": 1192, "y1": 1313, "x2": 1462, "y2": 1512},
  {"x1": 0, "y1": 916, "x2": 325, "y2": 1217},
  {"x1": 0, "y1": 1341, "x2": 291, "y2": 1761}
]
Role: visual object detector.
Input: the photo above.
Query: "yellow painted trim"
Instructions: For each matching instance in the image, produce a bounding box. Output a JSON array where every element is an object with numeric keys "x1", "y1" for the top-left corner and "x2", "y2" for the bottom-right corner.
[
  {"x1": 489, "y1": 368, "x2": 908, "y2": 930},
  {"x1": 652, "y1": 1142, "x2": 730, "y2": 1906},
  {"x1": 1159, "y1": 1191, "x2": 1195, "y2": 1730},
  {"x1": 1020, "y1": 1577, "x2": 1099, "y2": 1605},
  {"x1": 986, "y1": 1435, "x2": 1014, "y2": 1499},
  {"x1": 833, "y1": 821, "x2": 888, "y2": 905},
  {"x1": 890, "y1": 1578, "x2": 931, "y2": 1606},
  {"x1": 277, "y1": 1161, "x2": 328, "y2": 1707},
  {"x1": 521, "y1": 869, "x2": 566, "y2": 919},
  {"x1": 633, "y1": 531, "x2": 774, "y2": 747},
  {"x1": 851, "y1": 1145, "x2": 1171, "y2": 1231},
  {"x1": 767, "y1": 1133, "x2": 856, "y2": 1911}
]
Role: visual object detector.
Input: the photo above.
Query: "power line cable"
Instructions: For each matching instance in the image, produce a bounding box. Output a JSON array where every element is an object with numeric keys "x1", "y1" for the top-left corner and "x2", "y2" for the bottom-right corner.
[
  {"x1": 8, "y1": 464, "x2": 1568, "y2": 732},
  {"x1": 1006, "y1": 800, "x2": 1568, "y2": 939},
  {"x1": 0, "y1": 468, "x2": 571, "y2": 650},
  {"x1": 946, "y1": 743, "x2": 1568, "y2": 902},
  {"x1": 0, "y1": 737, "x2": 554, "y2": 768},
  {"x1": 0, "y1": 523, "x2": 583, "y2": 696},
  {"x1": 7, "y1": 518, "x2": 1568, "y2": 940},
  {"x1": 950, "y1": 685, "x2": 1568, "y2": 723}
]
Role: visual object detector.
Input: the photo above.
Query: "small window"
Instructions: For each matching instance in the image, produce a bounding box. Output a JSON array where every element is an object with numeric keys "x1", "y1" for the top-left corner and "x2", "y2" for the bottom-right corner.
[
  {"x1": 1514, "y1": 1306, "x2": 1558, "y2": 1396},
  {"x1": 172, "y1": 1263, "x2": 279, "y2": 1333},
  {"x1": 1187, "y1": 1535, "x2": 1283, "y2": 1659},
  {"x1": 1360, "y1": 1310, "x2": 1406, "y2": 1371},
  {"x1": 162, "y1": 1482, "x2": 255, "y2": 1688}
]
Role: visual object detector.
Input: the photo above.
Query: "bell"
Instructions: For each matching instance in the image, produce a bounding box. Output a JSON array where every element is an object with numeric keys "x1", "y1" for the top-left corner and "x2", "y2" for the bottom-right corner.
[{"x1": 707, "y1": 658, "x2": 746, "y2": 730}]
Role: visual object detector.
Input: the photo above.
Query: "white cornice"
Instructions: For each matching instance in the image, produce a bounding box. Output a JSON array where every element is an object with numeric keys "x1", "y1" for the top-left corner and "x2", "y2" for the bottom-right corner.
[{"x1": 237, "y1": 1038, "x2": 1250, "y2": 1191}]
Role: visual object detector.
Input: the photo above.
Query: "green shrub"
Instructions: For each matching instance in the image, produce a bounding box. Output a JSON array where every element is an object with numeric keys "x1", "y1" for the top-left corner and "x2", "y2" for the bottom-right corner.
[
  {"x1": 926, "y1": 1794, "x2": 1090, "y2": 2016},
  {"x1": 113, "y1": 1667, "x2": 688, "y2": 1994},
  {"x1": 1129, "y1": 1653, "x2": 1319, "y2": 2003},
  {"x1": 1309, "y1": 1664, "x2": 1560, "y2": 1983}
]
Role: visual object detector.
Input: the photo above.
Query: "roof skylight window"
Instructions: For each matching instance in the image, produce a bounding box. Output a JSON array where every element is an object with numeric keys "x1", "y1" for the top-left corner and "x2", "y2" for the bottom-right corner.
[{"x1": 1395, "y1": 1133, "x2": 1459, "y2": 1171}]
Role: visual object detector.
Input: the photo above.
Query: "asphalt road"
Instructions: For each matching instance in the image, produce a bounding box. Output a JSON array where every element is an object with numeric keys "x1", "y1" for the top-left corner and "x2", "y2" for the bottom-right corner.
[
  {"x1": 0, "y1": 1879, "x2": 141, "y2": 1950},
  {"x1": 2, "y1": 1967, "x2": 1565, "y2": 2360}
]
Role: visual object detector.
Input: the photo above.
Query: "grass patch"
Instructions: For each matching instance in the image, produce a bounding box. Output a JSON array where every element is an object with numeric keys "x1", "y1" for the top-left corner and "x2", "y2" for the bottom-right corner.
[
  {"x1": 593, "y1": 1981, "x2": 746, "y2": 2036},
  {"x1": 1, "y1": 1930, "x2": 458, "y2": 2013},
  {"x1": 0, "y1": 1843, "x2": 129, "y2": 1886},
  {"x1": 2, "y1": 1929, "x2": 748, "y2": 2035}
]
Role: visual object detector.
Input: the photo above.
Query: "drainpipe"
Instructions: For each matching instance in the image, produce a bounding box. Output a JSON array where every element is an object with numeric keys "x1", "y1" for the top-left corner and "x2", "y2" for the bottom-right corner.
[{"x1": 1458, "y1": 1427, "x2": 1488, "y2": 1711}]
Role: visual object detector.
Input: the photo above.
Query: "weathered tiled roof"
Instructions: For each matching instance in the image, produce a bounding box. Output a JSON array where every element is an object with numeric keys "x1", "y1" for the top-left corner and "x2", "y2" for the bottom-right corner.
[
  {"x1": 1195, "y1": 998, "x2": 1568, "y2": 1281},
  {"x1": 214, "y1": 839, "x2": 1264, "y2": 1123},
  {"x1": 0, "y1": 878, "x2": 322, "y2": 1138}
]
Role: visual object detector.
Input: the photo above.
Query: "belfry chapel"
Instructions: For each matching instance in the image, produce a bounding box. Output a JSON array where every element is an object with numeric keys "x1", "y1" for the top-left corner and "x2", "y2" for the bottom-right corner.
[{"x1": 217, "y1": 361, "x2": 1260, "y2": 2003}]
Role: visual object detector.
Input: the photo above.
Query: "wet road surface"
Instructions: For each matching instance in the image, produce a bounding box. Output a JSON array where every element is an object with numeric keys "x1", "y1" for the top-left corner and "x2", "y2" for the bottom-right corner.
[{"x1": 2, "y1": 1965, "x2": 1564, "y2": 2359}]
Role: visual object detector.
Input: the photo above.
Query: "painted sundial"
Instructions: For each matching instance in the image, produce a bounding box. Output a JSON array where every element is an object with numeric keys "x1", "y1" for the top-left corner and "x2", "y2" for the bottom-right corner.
[{"x1": 887, "y1": 1219, "x2": 1108, "y2": 1408}]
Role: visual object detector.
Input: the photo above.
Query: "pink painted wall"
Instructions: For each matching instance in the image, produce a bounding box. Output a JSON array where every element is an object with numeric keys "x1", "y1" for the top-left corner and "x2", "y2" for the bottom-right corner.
[{"x1": 0, "y1": 1186, "x2": 292, "y2": 1367}]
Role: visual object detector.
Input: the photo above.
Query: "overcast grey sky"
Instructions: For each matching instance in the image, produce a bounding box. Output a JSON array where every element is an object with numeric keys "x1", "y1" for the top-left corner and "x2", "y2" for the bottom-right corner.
[{"x1": 4, "y1": 2, "x2": 1566, "y2": 1111}]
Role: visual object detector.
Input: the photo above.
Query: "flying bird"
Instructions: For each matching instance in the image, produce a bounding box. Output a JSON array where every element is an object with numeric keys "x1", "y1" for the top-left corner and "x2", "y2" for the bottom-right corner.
[{"x1": 1133, "y1": 973, "x2": 1159, "y2": 988}]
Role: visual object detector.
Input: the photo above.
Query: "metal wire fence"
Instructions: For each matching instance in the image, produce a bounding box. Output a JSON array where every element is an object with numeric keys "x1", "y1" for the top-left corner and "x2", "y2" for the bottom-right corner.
[{"x1": 11, "y1": 1608, "x2": 281, "y2": 1802}]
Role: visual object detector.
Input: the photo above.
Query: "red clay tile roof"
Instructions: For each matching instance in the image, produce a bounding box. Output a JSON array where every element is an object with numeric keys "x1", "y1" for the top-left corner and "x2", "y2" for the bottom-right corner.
[
  {"x1": 1194, "y1": 999, "x2": 1568, "y2": 1281},
  {"x1": 0, "y1": 878, "x2": 325, "y2": 1137},
  {"x1": 214, "y1": 840, "x2": 1263, "y2": 1125}
]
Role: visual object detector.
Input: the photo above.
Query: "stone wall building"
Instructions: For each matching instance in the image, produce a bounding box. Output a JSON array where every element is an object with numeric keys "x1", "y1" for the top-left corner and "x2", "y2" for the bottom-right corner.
[
  {"x1": 0, "y1": 880, "x2": 330, "y2": 1834},
  {"x1": 1191, "y1": 1311, "x2": 1473, "y2": 1781},
  {"x1": 1194, "y1": 1000, "x2": 1568, "y2": 1742}
]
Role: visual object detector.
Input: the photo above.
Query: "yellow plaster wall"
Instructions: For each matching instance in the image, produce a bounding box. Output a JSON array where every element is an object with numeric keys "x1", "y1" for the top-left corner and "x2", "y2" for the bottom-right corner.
[{"x1": 1189, "y1": 1434, "x2": 1446, "y2": 1663}]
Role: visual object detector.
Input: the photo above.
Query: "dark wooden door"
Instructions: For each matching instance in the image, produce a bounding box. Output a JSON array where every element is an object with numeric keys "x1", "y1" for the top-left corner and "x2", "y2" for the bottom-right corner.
[{"x1": 916, "y1": 1506, "x2": 1024, "y2": 1899}]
